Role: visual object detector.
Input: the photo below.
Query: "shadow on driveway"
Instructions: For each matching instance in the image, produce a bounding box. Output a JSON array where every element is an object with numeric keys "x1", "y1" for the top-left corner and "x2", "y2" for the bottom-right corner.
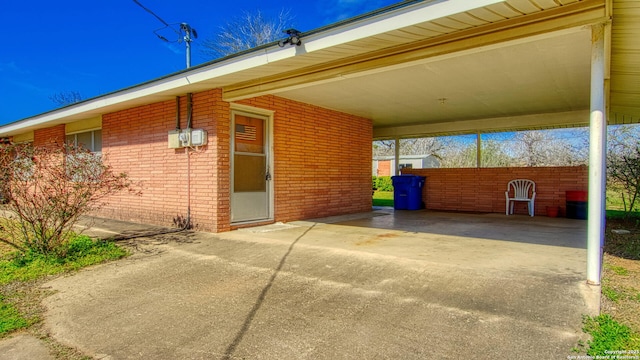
[
  {"x1": 37, "y1": 211, "x2": 598, "y2": 359},
  {"x1": 222, "y1": 224, "x2": 315, "y2": 360}
]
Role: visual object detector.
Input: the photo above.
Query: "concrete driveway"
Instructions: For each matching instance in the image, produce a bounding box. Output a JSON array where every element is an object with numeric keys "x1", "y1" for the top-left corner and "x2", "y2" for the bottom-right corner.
[{"x1": 39, "y1": 210, "x2": 598, "y2": 359}]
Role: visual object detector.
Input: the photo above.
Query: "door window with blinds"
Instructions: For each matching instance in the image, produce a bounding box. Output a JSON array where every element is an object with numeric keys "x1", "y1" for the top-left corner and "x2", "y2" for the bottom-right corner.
[{"x1": 234, "y1": 115, "x2": 266, "y2": 192}]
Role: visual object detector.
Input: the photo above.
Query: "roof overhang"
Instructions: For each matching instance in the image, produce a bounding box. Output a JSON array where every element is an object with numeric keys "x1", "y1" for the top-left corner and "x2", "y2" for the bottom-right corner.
[{"x1": 1, "y1": 0, "x2": 637, "y2": 139}]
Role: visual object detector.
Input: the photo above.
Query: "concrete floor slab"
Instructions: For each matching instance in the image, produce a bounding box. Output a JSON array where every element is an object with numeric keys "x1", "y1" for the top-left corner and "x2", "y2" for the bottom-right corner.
[
  {"x1": 38, "y1": 210, "x2": 597, "y2": 359},
  {"x1": 0, "y1": 334, "x2": 54, "y2": 360}
]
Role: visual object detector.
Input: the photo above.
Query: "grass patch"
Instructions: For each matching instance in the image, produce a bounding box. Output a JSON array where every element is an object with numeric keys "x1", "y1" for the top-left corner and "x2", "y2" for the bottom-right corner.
[
  {"x1": 605, "y1": 264, "x2": 630, "y2": 276},
  {"x1": 606, "y1": 209, "x2": 640, "y2": 221},
  {"x1": 0, "y1": 235, "x2": 128, "y2": 286},
  {"x1": 602, "y1": 285, "x2": 623, "y2": 303},
  {"x1": 601, "y1": 280, "x2": 640, "y2": 304},
  {"x1": 373, "y1": 191, "x2": 394, "y2": 207},
  {"x1": 577, "y1": 220, "x2": 640, "y2": 355},
  {"x1": 605, "y1": 219, "x2": 640, "y2": 261},
  {"x1": 0, "y1": 234, "x2": 128, "y2": 337},
  {"x1": 606, "y1": 189, "x2": 627, "y2": 211},
  {"x1": 0, "y1": 294, "x2": 29, "y2": 334},
  {"x1": 580, "y1": 314, "x2": 640, "y2": 356},
  {"x1": 606, "y1": 189, "x2": 640, "y2": 213}
]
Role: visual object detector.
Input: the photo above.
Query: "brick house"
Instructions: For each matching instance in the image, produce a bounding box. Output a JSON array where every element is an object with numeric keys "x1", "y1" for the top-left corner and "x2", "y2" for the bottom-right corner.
[
  {"x1": 373, "y1": 155, "x2": 440, "y2": 176},
  {"x1": 10, "y1": 91, "x2": 372, "y2": 233},
  {"x1": 0, "y1": 1, "x2": 639, "y2": 282}
]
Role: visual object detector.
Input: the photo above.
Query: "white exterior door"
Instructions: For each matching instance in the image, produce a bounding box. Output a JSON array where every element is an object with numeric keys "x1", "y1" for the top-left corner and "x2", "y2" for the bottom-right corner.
[{"x1": 231, "y1": 109, "x2": 273, "y2": 223}]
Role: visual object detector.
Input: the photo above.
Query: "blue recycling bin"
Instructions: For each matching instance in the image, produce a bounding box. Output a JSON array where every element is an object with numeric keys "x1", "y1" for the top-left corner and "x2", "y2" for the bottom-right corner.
[{"x1": 391, "y1": 175, "x2": 425, "y2": 210}]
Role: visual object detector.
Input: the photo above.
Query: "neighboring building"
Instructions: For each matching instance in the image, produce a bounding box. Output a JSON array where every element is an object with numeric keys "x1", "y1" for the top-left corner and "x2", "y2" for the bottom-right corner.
[
  {"x1": 0, "y1": 0, "x2": 638, "y2": 247},
  {"x1": 372, "y1": 155, "x2": 440, "y2": 176}
]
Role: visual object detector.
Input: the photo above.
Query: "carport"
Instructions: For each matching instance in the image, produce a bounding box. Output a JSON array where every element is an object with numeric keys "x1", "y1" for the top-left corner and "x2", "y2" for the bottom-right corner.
[
  {"x1": 223, "y1": 0, "x2": 640, "y2": 286},
  {"x1": 1, "y1": 0, "x2": 639, "y2": 287}
]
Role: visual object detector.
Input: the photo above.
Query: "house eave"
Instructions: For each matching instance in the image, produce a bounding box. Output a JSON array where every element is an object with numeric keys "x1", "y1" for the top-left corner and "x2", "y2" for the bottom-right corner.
[{"x1": 0, "y1": 0, "x2": 502, "y2": 137}]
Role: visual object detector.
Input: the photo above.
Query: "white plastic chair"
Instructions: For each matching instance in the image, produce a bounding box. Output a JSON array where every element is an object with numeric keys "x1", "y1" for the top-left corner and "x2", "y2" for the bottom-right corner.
[{"x1": 505, "y1": 179, "x2": 536, "y2": 217}]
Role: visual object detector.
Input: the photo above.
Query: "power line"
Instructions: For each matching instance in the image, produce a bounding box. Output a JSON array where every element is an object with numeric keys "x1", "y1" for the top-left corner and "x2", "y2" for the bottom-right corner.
[
  {"x1": 132, "y1": 0, "x2": 197, "y2": 68},
  {"x1": 132, "y1": 0, "x2": 174, "y2": 30}
]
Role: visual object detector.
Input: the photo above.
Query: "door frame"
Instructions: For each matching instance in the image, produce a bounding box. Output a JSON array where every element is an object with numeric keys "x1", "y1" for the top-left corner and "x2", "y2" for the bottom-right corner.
[{"x1": 229, "y1": 103, "x2": 275, "y2": 224}]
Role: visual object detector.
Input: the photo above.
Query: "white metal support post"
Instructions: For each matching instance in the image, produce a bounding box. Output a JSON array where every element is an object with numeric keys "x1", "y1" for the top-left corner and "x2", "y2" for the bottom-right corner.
[
  {"x1": 394, "y1": 137, "x2": 400, "y2": 175},
  {"x1": 476, "y1": 132, "x2": 482, "y2": 168},
  {"x1": 587, "y1": 23, "x2": 607, "y2": 285}
]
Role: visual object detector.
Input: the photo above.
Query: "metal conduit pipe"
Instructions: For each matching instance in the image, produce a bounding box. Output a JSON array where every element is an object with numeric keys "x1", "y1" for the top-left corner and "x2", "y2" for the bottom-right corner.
[
  {"x1": 186, "y1": 93, "x2": 193, "y2": 129},
  {"x1": 185, "y1": 93, "x2": 193, "y2": 229},
  {"x1": 175, "y1": 96, "x2": 181, "y2": 130}
]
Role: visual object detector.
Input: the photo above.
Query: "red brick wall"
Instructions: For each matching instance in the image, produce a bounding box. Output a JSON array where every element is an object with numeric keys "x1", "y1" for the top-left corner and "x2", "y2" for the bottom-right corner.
[
  {"x1": 95, "y1": 90, "x2": 229, "y2": 232},
  {"x1": 92, "y1": 91, "x2": 371, "y2": 231},
  {"x1": 402, "y1": 166, "x2": 588, "y2": 216},
  {"x1": 238, "y1": 95, "x2": 373, "y2": 221},
  {"x1": 377, "y1": 160, "x2": 391, "y2": 176},
  {"x1": 34, "y1": 124, "x2": 65, "y2": 146},
  {"x1": 28, "y1": 91, "x2": 373, "y2": 231},
  {"x1": 211, "y1": 92, "x2": 232, "y2": 231}
]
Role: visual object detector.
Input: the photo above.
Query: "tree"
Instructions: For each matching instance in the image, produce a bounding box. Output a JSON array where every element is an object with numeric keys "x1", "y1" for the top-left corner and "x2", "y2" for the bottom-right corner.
[
  {"x1": 201, "y1": 9, "x2": 294, "y2": 58},
  {"x1": 607, "y1": 143, "x2": 640, "y2": 217},
  {"x1": 607, "y1": 125, "x2": 640, "y2": 217},
  {"x1": 373, "y1": 138, "x2": 444, "y2": 158},
  {"x1": 399, "y1": 138, "x2": 444, "y2": 158},
  {"x1": 512, "y1": 129, "x2": 588, "y2": 167},
  {"x1": 372, "y1": 140, "x2": 395, "y2": 157},
  {"x1": 481, "y1": 139, "x2": 514, "y2": 167},
  {"x1": 373, "y1": 128, "x2": 589, "y2": 170},
  {"x1": 49, "y1": 91, "x2": 83, "y2": 106},
  {"x1": 0, "y1": 143, "x2": 138, "y2": 256},
  {"x1": 608, "y1": 124, "x2": 640, "y2": 156},
  {"x1": 439, "y1": 141, "x2": 477, "y2": 168}
]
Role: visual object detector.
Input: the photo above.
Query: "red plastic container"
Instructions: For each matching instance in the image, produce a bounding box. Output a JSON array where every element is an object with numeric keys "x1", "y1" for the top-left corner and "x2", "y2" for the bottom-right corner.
[
  {"x1": 566, "y1": 190, "x2": 588, "y2": 220},
  {"x1": 566, "y1": 190, "x2": 588, "y2": 202}
]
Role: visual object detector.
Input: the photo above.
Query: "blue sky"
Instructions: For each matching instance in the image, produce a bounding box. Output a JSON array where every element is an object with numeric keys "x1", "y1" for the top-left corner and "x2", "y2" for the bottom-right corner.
[{"x1": 0, "y1": 0, "x2": 400, "y2": 125}]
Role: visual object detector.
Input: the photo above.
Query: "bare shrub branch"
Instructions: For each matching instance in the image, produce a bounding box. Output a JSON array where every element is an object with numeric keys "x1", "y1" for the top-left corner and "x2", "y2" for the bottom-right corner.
[{"x1": 0, "y1": 143, "x2": 140, "y2": 255}]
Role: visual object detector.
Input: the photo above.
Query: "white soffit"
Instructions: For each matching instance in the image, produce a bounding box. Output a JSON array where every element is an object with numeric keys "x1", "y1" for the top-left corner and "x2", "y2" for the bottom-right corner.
[
  {"x1": 277, "y1": 28, "x2": 593, "y2": 131},
  {"x1": 609, "y1": 0, "x2": 640, "y2": 124},
  {"x1": 298, "y1": 0, "x2": 505, "y2": 53}
]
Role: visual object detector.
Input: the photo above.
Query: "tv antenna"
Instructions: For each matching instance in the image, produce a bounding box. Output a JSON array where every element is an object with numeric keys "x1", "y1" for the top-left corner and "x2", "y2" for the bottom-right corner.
[{"x1": 133, "y1": 0, "x2": 197, "y2": 68}]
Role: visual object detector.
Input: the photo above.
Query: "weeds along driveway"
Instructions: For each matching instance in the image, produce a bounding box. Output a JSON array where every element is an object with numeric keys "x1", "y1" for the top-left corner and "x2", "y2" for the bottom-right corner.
[{"x1": 43, "y1": 211, "x2": 596, "y2": 359}]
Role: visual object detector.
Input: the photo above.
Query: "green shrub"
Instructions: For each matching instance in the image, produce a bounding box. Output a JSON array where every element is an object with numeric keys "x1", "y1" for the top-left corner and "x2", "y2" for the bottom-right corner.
[{"x1": 373, "y1": 176, "x2": 394, "y2": 192}]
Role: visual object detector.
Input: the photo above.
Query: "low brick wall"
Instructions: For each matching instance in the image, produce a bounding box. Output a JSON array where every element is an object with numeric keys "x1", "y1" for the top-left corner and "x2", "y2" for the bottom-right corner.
[{"x1": 402, "y1": 166, "x2": 588, "y2": 216}]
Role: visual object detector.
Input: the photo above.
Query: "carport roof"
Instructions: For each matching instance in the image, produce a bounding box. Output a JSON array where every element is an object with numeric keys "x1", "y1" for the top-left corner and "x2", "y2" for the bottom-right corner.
[{"x1": 0, "y1": 0, "x2": 638, "y2": 138}]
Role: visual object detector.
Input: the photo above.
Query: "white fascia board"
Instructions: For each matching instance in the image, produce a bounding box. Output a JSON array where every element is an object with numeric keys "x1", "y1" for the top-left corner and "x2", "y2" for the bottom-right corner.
[
  {"x1": 300, "y1": 0, "x2": 505, "y2": 53},
  {"x1": 0, "y1": 47, "x2": 298, "y2": 136},
  {"x1": 184, "y1": 49, "x2": 287, "y2": 84},
  {"x1": 0, "y1": 32, "x2": 304, "y2": 133},
  {"x1": 0, "y1": 77, "x2": 191, "y2": 136}
]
